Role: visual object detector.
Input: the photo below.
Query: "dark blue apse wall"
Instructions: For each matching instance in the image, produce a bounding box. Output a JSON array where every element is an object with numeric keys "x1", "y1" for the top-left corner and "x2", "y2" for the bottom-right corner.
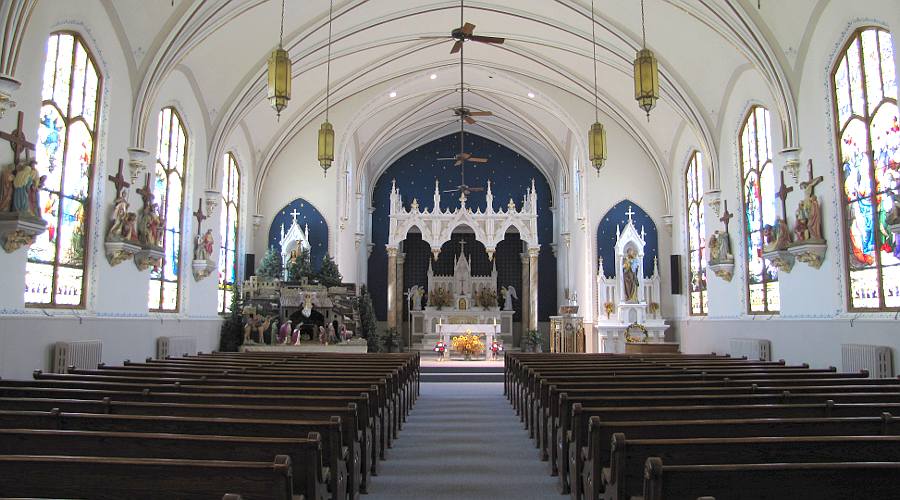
[
  {"x1": 267, "y1": 198, "x2": 329, "y2": 272},
  {"x1": 596, "y1": 200, "x2": 659, "y2": 278},
  {"x1": 369, "y1": 133, "x2": 557, "y2": 321}
]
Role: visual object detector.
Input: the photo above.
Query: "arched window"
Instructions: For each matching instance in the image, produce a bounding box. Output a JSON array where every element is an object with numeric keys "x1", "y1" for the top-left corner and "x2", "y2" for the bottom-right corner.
[
  {"x1": 25, "y1": 32, "x2": 102, "y2": 307},
  {"x1": 218, "y1": 153, "x2": 240, "y2": 313},
  {"x1": 685, "y1": 151, "x2": 707, "y2": 315},
  {"x1": 832, "y1": 27, "x2": 899, "y2": 311},
  {"x1": 148, "y1": 107, "x2": 187, "y2": 312},
  {"x1": 740, "y1": 106, "x2": 780, "y2": 313}
]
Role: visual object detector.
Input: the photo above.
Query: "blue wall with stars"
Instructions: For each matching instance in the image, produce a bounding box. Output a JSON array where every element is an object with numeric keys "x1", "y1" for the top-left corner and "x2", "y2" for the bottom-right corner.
[
  {"x1": 368, "y1": 133, "x2": 557, "y2": 322},
  {"x1": 596, "y1": 200, "x2": 658, "y2": 278},
  {"x1": 267, "y1": 198, "x2": 329, "y2": 272}
]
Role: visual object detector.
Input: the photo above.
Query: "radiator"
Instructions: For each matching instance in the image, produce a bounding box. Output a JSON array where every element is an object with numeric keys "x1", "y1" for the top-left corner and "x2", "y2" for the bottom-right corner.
[
  {"x1": 156, "y1": 336, "x2": 197, "y2": 359},
  {"x1": 728, "y1": 338, "x2": 771, "y2": 361},
  {"x1": 52, "y1": 340, "x2": 102, "y2": 373},
  {"x1": 842, "y1": 344, "x2": 894, "y2": 378}
]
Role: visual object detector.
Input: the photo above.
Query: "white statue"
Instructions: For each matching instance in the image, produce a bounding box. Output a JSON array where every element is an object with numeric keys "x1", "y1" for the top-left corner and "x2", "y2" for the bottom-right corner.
[
  {"x1": 408, "y1": 285, "x2": 424, "y2": 311},
  {"x1": 501, "y1": 285, "x2": 518, "y2": 311}
]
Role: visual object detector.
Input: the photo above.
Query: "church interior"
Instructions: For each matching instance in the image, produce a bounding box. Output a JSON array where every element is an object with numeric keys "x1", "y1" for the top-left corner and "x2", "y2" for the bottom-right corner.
[{"x1": 0, "y1": 0, "x2": 899, "y2": 498}]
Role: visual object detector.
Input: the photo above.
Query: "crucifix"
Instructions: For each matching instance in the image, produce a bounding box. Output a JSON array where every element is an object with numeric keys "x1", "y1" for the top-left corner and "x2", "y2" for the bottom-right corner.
[
  {"x1": 720, "y1": 199, "x2": 734, "y2": 234},
  {"x1": 775, "y1": 170, "x2": 793, "y2": 223},
  {"x1": 193, "y1": 198, "x2": 207, "y2": 228},
  {"x1": 0, "y1": 111, "x2": 35, "y2": 162},
  {"x1": 800, "y1": 159, "x2": 824, "y2": 198},
  {"x1": 107, "y1": 159, "x2": 130, "y2": 199},
  {"x1": 289, "y1": 208, "x2": 301, "y2": 225},
  {"x1": 625, "y1": 205, "x2": 635, "y2": 223}
]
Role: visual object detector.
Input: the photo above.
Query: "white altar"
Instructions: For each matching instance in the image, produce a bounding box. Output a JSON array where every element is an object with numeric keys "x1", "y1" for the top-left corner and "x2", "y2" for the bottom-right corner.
[
  {"x1": 434, "y1": 323, "x2": 500, "y2": 348},
  {"x1": 594, "y1": 207, "x2": 669, "y2": 352}
]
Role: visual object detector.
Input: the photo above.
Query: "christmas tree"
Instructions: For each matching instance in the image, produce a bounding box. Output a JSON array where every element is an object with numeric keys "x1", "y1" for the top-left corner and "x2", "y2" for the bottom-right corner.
[
  {"x1": 318, "y1": 254, "x2": 343, "y2": 287},
  {"x1": 287, "y1": 247, "x2": 312, "y2": 282},
  {"x1": 256, "y1": 246, "x2": 283, "y2": 279},
  {"x1": 356, "y1": 285, "x2": 379, "y2": 352}
]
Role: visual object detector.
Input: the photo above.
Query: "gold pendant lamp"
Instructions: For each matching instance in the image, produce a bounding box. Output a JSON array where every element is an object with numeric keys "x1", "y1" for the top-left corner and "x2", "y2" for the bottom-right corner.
[
  {"x1": 267, "y1": 0, "x2": 291, "y2": 120},
  {"x1": 587, "y1": 0, "x2": 606, "y2": 173},
  {"x1": 633, "y1": 0, "x2": 658, "y2": 120},
  {"x1": 318, "y1": 0, "x2": 336, "y2": 176}
]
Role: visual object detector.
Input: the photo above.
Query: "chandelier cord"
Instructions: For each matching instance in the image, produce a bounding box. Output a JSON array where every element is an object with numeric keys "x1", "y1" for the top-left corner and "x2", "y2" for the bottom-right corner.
[
  {"x1": 591, "y1": 0, "x2": 598, "y2": 123},
  {"x1": 325, "y1": 0, "x2": 334, "y2": 121},
  {"x1": 640, "y1": 0, "x2": 647, "y2": 48},
  {"x1": 279, "y1": 0, "x2": 285, "y2": 48}
]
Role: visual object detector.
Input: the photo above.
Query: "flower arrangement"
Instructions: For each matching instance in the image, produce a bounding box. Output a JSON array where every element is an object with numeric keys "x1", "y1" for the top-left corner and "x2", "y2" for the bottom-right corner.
[
  {"x1": 624, "y1": 322, "x2": 648, "y2": 343},
  {"x1": 428, "y1": 287, "x2": 452, "y2": 309},
  {"x1": 451, "y1": 330, "x2": 485, "y2": 358},
  {"x1": 476, "y1": 287, "x2": 498, "y2": 309},
  {"x1": 604, "y1": 302, "x2": 614, "y2": 319}
]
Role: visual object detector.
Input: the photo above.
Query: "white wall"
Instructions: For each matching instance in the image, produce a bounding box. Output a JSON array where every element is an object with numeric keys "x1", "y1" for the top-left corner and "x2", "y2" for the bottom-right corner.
[{"x1": 0, "y1": 1, "x2": 223, "y2": 379}]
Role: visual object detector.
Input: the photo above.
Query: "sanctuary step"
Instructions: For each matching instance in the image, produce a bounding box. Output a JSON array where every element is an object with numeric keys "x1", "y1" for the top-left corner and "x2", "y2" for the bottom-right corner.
[{"x1": 420, "y1": 364, "x2": 505, "y2": 383}]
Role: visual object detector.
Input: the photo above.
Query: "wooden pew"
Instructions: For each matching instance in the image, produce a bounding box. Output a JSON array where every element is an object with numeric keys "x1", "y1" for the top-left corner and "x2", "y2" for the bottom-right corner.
[
  {"x1": 0, "y1": 409, "x2": 350, "y2": 500},
  {"x1": 0, "y1": 396, "x2": 366, "y2": 495},
  {"x1": 642, "y1": 458, "x2": 900, "y2": 500},
  {"x1": 573, "y1": 412, "x2": 899, "y2": 500},
  {"x1": 0, "y1": 454, "x2": 294, "y2": 500},
  {"x1": 600, "y1": 434, "x2": 900, "y2": 500},
  {"x1": 0, "y1": 428, "x2": 326, "y2": 500}
]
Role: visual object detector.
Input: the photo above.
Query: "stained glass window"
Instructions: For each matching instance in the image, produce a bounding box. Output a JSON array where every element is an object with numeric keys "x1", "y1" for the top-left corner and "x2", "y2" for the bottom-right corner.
[
  {"x1": 148, "y1": 108, "x2": 187, "y2": 311},
  {"x1": 218, "y1": 153, "x2": 240, "y2": 313},
  {"x1": 740, "y1": 106, "x2": 780, "y2": 313},
  {"x1": 685, "y1": 152, "x2": 707, "y2": 315},
  {"x1": 25, "y1": 33, "x2": 101, "y2": 307},
  {"x1": 833, "y1": 27, "x2": 899, "y2": 311}
]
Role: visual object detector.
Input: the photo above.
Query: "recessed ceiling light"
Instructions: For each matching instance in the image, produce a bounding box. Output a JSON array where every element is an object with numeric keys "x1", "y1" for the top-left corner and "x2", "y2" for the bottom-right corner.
[
  {"x1": 429, "y1": 73, "x2": 437, "y2": 80},
  {"x1": 527, "y1": 92, "x2": 535, "y2": 99},
  {"x1": 389, "y1": 91, "x2": 397, "y2": 98}
]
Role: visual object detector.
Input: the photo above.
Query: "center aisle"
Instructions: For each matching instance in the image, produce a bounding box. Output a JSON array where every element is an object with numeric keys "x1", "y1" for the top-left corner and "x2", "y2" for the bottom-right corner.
[{"x1": 367, "y1": 381, "x2": 559, "y2": 499}]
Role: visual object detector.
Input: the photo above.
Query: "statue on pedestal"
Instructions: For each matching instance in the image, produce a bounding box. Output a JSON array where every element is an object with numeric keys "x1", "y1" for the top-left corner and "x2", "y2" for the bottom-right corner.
[
  {"x1": 500, "y1": 285, "x2": 518, "y2": 311},
  {"x1": 622, "y1": 247, "x2": 640, "y2": 303},
  {"x1": 763, "y1": 219, "x2": 791, "y2": 252},
  {"x1": 707, "y1": 230, "x2": 733, "y2": 264},
  {"x1": 194, "y1": 228, "x2": 214, "y2": 261}
]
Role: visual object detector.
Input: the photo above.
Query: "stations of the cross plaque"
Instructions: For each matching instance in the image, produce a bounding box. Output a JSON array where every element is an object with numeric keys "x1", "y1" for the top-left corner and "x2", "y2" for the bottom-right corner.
[
  {"x1": 193, "y1": 198, "x2": 207, "y2": 228},
  {"x1": 800, "y1": 159, "x2": 824, "y2": 198},
  {"x1": 775, "y1": 170, "x2": 794, "y2": 223},
  {"x1": 136, "y1": 173, "x2": 154, "y2": 207}
]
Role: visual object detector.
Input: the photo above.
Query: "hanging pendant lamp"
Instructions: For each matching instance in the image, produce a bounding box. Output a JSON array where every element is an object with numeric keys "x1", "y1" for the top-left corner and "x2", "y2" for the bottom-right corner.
[
  {"x1": 633, "y1": 0, "x2": 659, "y2": 120},
  {"x1": 318, "y1": 0, "x2": 336, "y2": 176},
  {"x1": 587, "y1": 0, "x2": 606, "y2": 173},
  {"x1": 267, "y1": 0, "x2": 291, "y2": 119}
]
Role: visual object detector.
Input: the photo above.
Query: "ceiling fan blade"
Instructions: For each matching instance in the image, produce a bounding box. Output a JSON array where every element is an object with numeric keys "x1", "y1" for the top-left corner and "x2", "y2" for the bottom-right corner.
[
  {"x1": 450, "y1": 40, "x2": 462, "y2": 54},
  {"x1": 468, "y1": 111, "x2": 492, "y2": 116},
  {"x1": 464, "y1": 116, "x2": 476, "y2": 125},
  {"x1": 461, "y1": 22, "x2": 476, "y2": 35},
  {"x1": 455, "y1": 160, "x2": 463, "y2": 166},
  {"x1": 443, "y1": 189, "x2": 461, "y2": 194},
  {"x1": 436, "y1": 157, "x2": 456, "y2": 161},
  {"x1": 458, "y1": 153, "x2": 471, "y2": 159},
  {"x1": 471, "y1": 35, "x2": 505, "y2": 44},
  {"x1": 469, "y1": 157, "x2": 489, "y2": 163},
  {"x1": 468, "y1": 187, "x2": 485, "y2": 192}
]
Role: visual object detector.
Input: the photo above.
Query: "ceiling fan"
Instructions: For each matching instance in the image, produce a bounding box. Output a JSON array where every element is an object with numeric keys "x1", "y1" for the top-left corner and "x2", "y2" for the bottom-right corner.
[{"x1": 438, "y1": 0, "x2": 501, "y2": 196}]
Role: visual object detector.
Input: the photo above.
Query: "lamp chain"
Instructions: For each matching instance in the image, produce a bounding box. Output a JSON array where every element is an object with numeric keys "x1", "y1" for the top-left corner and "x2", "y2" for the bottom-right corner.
[
  {"x1": 591, "y1": 0, "x2": 598, "y2": 123},
  {"x1": 279, "y1": 0, "x2": 285, "y2": 48},
  {"x1": 640, "y1": 0, "x2": 647, "y2": 48},
  {"x1": 326, "y1": 0, "x2": 334, "y2": 121}
]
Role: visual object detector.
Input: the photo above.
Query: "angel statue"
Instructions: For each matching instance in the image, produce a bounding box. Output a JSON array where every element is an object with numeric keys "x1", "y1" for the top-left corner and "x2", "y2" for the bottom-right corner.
[
  {"x1": 407, "y1": 285, "x2": 424, "y2": 311},
  {"x1": 500, "y1": 285, "x2": 518, "y2": 311}
]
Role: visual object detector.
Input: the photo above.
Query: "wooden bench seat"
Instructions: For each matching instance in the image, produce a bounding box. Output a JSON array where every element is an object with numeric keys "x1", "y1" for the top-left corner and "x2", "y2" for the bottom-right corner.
[
  {"x1": 0, "y1": 454, "x2": 294, "y2": 500},
  {"x1": 642, "y1": 458, "x2": 900, "y2": 500},
  {"x1": 0, "y1": 428, "x2": 326, "y2": 499},
  {"x1": 599, "y1": 434, "x2": 900, "y2": 500},
  {"x1": 0, "y1": 409, "x2": 350, "y2": 500}
]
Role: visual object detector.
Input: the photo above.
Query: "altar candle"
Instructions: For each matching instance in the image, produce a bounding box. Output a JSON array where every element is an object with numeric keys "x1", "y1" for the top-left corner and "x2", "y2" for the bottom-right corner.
[{"x1": 493, "y1": 317, "x2": 497, "y2": 325}]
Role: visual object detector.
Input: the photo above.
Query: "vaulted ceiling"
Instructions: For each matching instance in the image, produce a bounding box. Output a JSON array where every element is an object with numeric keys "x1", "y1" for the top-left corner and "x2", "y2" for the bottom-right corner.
[{"x1": 104, "y1": 0, "x2": 822, "y2": 197}]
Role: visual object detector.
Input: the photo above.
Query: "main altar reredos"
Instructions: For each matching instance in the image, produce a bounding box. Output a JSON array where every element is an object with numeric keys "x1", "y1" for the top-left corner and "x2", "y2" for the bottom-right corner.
[
  {"x1": 384, "y1": 179, "x2": 540, "y2": 351},
  {"x1": 595, "y1": 207, "x2": 670, "y2": 352}
]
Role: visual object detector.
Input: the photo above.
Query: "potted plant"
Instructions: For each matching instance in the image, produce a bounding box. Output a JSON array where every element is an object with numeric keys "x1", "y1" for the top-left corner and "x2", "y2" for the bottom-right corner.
[
  {"x1": 379, "y1": 327, "x2": 401, "y2": 353},
  {"x1": 522, "y1": 329, "x2": 543, "y2": 352}
]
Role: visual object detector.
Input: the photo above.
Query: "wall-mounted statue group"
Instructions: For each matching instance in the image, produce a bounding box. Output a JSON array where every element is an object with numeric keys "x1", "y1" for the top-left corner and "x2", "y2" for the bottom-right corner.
[
  {"x1": 762, "y1": 161, "x2": 827, "y2": 271},
  {"x1": 0, "y1": 112, "x2": 48, "y2": 253}
]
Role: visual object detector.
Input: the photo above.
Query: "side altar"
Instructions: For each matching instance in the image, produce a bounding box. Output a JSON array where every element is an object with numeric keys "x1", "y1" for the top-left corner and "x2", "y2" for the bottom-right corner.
[{"x1": 595, "y1": 207, "x2": 670, "y2": 353}]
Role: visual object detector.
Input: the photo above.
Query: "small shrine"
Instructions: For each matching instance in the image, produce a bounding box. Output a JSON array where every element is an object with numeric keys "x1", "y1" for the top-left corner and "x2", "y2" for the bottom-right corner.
[
  {"x1": 595, "y1": 206, "x2": 669, "y2": 352},
  {"x1": 279, "y1": 209, "x2": 311, "y2": 280}
]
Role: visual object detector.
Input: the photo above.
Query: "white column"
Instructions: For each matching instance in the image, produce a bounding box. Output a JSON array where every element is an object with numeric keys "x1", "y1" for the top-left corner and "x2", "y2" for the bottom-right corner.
[
  {"x1": 528, "y1": 247, "x2": 540, "y2": 331},
  {"x1": 520, "y1": 252, "x2": 530, "y2": 342},
  {"x1": 386, "y1": 246, "x2": 398, "y2": 328}
]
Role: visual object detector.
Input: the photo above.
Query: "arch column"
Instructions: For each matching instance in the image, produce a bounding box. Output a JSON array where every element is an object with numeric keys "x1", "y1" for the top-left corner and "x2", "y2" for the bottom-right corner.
[
  {"x1": 528, "y1": 246, "x2": 540, "y2": 331},
  {"x1": 520, "y1": 252, "x2": 530, "y2": 340},
  {"x1": 396, "y1": 252, "x2": 405, "y2": 341}
]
